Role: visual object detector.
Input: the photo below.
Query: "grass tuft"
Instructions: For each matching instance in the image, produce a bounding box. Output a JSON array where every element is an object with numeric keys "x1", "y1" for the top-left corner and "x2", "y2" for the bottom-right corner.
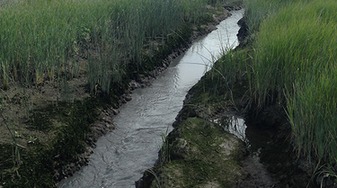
[{"x1": 229, "y1": 0, "x2": 337, "y2": 178}]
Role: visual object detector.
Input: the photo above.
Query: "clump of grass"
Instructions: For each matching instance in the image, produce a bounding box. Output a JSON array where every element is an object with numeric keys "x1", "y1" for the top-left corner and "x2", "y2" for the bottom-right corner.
[
  {"x1": 216, "y1": 48, "x2": 250, "y2": 89},
  {"x1": 287, "y1": 64, "x2": 337, "y2": 165},
  {"x1": 0, "y1": 0, "x2": 84, "y2": 87},
  {"x1": 237, "y1": 0, "x2": 337, "y2": 177},
  {"x1": 250, "y1": 0, "x2": 337, "y2": 107},
  {"x1": 243, "y1": 0, "x2": 310, "y2": 33}
]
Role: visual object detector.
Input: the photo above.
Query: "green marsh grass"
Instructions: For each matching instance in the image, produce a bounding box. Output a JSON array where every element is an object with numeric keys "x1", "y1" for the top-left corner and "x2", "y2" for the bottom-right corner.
[
  {"x1": 207, "y1": 48, "x2": 250, "y2": 111},
  {"x1": 216, "y1": 49, "x2": 249, "y2": 89},
  {"x1": 287, "y1": 64, "x2": 337, "y2": 164},
  {"x1": 243, "y1": 0, "x2": 313, "y2": 33},
  {"x1": 0, "y1": 0, "x2": 215, "y2": 92},
  {"x1": 231, "y1": 0, "x2": 337, "y2": 177},
  {"x1": 250, "y1": 0, "x2": 337, "y2": 106}
]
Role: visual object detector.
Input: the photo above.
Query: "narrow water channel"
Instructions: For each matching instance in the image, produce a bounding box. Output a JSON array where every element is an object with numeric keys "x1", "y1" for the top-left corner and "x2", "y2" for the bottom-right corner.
[{"x1": 58, "y1": 9, "x2": 244, "y2": 188}]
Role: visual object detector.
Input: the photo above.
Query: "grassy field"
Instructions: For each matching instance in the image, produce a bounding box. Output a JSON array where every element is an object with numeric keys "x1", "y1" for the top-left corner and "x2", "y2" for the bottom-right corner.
[
  {"x1": 0, "y1": 0, "x2": 233, "y2": 187},
  {"x1": 0, "y1": 0, "x2": 214, "y2": 92},
  {"x1": 218, "y1": 0, "x2": 337, "y2": 182}
]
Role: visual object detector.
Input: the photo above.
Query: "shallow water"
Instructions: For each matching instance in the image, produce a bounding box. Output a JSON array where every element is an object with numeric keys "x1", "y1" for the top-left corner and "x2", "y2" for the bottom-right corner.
[{"x1": 58, "y1": 9, "x2": 244, "y2": 188}]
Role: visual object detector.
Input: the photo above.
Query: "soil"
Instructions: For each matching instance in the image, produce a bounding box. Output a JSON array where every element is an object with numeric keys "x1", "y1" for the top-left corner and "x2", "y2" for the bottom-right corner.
[{"x1": 237, "y1": 153, "x2": 276, "y2": 188}]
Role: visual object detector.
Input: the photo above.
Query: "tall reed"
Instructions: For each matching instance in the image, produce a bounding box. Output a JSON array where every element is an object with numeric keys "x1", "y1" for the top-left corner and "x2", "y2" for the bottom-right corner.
[
  {"x1": 239, "y1": 0, "x2": 337, "y2": 172},
  {"x1": 243, "y1": 0, "x2": 311, "y2": 33},
  {"x1": 287, "y1": 64, "x2": 337, "y2": 165},
  {"x1": 0, "y1": 0, "x2": 217, "y2": 92},
  {"x1": 251, "y1": 0, "x2": 337, "y2": 107}
]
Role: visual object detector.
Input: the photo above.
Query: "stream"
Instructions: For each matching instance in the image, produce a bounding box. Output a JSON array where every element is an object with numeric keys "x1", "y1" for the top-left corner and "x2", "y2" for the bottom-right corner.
[{"x1": 58, "y1": 9, "x2": 244, "y2": 188}]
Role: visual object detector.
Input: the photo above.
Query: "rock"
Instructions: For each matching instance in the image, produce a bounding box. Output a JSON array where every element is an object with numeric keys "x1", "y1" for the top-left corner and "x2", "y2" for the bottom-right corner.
[
  {"x1": 112, "y1": 108, "x2": 119, "y2": 115},
  {"x1": 129, "y1": 80, "x2": 141, "y2": 90},
  {"x1": 139, "y1": 117, "x2": 247, "y2": 188},
  {"x1": 124, "y1": 94, "x2": 132, "y2": 101},
  {"x1": 237, "y1": 17, "x2": 248, "y2": 43}
]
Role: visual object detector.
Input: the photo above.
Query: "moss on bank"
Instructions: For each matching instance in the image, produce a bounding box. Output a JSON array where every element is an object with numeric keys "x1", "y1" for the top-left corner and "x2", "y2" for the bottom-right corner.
[
  {"x1": 141, "y1": 118, "x2": 247, "y2": 188},
  {"x1": 0, "y1": 97, "x2": 102, "y2": 187}
]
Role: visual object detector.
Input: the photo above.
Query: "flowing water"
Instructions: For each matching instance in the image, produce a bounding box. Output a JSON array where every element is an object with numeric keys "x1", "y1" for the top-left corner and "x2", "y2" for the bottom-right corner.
[{"x1": 58, "y1": 9, "x2": 244, "y2": 188}]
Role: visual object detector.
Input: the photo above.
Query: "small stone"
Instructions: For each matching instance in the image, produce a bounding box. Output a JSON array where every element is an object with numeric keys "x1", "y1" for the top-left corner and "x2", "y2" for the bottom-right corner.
[
  {"x1": 125, "y1": 94, "x2": 132, "y2": 101},
  {"x1": 112, "y1": 108, "x2": 119, "y2": 115}
]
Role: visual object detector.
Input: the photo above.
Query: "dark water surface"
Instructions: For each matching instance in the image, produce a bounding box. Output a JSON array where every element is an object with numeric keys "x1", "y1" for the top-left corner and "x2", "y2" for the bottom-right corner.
[{"x1": 58, "y1": 9, "x2": 244, "y2": 188}]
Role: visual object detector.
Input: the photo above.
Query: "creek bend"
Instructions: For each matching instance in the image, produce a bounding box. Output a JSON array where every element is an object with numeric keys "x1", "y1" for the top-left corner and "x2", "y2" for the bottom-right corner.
[{"x1": 58, "y1": 9, "x2": 244, "y2": 188}]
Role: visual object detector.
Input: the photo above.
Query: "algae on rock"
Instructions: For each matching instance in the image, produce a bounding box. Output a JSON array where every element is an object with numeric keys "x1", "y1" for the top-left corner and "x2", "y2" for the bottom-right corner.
[{"x1": 141, "y1": 117, "x2": 247, "y2": 188}]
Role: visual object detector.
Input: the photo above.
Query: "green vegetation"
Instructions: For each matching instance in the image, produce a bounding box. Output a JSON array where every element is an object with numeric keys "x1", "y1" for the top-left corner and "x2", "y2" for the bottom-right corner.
[
  {"x1": 217, "y1": 0, "x2": 337, "y2": 182},
  {"x1": 0, "y1": 0, "x2": 216, "y2": 92}
]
